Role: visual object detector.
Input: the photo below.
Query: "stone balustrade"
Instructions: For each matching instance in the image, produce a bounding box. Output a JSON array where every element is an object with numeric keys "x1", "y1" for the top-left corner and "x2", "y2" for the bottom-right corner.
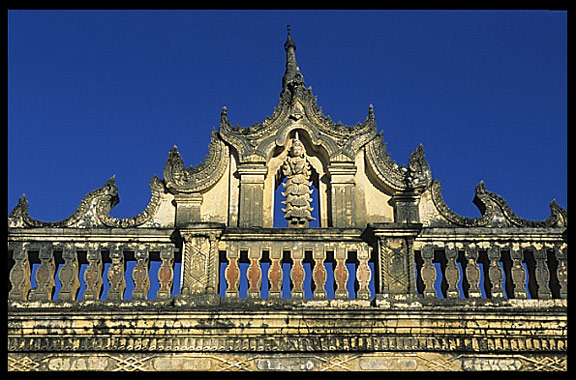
[
  {"x1": 8, "y1": 233, "x2": 179, "y2": 302},
  {"x1": 7, "y1": 225, "x2": 567, "y2": 303},
  {"x1": 219, "y1": 240, "x2": 373, "y2": 300},
  {"x1": 413, "y1": 241, "x2": 567, "y2": 300}
]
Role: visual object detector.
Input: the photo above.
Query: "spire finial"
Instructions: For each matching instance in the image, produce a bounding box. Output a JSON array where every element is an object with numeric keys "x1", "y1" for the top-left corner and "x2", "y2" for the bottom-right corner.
[
  {"x1": 282, "y1": 24, "x2": 303, "y2": 91},
  {"x1": 284, "y1": 24, "x2": 296, "y2": 51}
]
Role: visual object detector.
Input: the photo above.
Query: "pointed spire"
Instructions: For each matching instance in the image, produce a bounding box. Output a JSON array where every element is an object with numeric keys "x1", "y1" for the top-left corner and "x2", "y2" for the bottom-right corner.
[
  {"x1": 282, "y1": 24, "x2": 305, "y2": 92},
  {"x1": 284, "y1": 24, "x2": 296, "y2": 50}
]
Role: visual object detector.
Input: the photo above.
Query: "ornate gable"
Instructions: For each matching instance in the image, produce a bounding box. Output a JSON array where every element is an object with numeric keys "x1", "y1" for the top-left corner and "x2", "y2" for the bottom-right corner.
[
  {"x1": 8, "y1": 27, "x2": 566, "y2": 231},
  {"x1": 7, "y1": 25, "x2": 567, "y2": 373}
]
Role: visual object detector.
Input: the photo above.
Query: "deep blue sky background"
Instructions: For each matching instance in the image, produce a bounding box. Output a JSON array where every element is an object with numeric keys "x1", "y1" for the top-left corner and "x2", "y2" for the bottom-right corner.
[{"x1": 8, "y1": 10, "x2": 567, "y2": 224}]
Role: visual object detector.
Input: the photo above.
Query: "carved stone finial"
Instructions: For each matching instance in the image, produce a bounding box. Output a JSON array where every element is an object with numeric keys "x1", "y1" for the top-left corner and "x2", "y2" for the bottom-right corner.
[
  {"x1": 281, "y1": 133, "x2": 315, "y2": 227},
  {"x1": 282, "y1": 25, "x2": 304, "y2": 93},
  {"x1": 284, "y1": 24, "x2": 296, "y2": 50}
]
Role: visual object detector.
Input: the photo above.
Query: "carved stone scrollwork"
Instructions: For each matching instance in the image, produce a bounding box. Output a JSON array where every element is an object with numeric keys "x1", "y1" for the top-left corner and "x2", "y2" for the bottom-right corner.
[
  {"x1": 8, "y1": 175, "x2": 166, "y2": 229},
  {"x1": 429, "y1": 179, "x2": 568, "y2": 228},
  {"x1": 365, "y1": 134, "x2": 431, "y2": 192},
  {"x1": 163, "y1": 129, "x2": 229, "y2": 194}
]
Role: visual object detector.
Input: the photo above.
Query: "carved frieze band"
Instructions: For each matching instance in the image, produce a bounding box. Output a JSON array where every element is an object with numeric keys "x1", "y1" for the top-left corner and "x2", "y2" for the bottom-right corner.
[
  {"x1": 8, "y1": 352, "x2": 567, "y2": 371},
  {"x1": 7, "y1": 334, "x2": 566, "y2": 355}
]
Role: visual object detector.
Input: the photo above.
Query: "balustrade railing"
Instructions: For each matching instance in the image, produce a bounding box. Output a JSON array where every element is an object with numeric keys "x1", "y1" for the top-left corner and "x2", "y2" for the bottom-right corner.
[
  {"x1": 218, "y1": 241, "x2": 374, "y2": 300},
  {"x1": 413, "y1": 241, "x2": 567, "y2": 300},
  {"x1": 8, "y1": 241, "x2": 179, "y2": 302},
  {"x1": 7, "y1": 228, "x2": 567, "y2": 304}
]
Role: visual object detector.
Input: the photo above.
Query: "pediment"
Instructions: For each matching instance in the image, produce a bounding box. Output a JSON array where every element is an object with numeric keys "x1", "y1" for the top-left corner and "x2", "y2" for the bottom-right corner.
[{"x1": 219, "y1": 84, "x2": 378, "y2": 165}]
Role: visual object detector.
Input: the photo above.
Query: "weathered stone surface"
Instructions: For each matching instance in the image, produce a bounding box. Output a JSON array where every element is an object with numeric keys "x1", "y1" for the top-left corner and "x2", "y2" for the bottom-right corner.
[{"x1": 7, "y1": 27, "x2": 567, "y2": 371}]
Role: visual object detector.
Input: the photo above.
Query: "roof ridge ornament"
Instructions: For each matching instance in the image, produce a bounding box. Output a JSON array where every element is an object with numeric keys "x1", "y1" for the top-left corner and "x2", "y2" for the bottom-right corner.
[{"x1": 282, "y1": 24, "x2": 305, "y2": 93}]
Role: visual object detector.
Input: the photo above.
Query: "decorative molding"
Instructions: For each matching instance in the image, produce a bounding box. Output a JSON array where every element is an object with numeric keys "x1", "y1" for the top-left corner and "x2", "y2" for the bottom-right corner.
[
  {"x1": 219, "y1": 83, "x2": 377, "y2": 165},
  {"x1": 7, "y1": 352, "x2": 567, "y2": 371}
]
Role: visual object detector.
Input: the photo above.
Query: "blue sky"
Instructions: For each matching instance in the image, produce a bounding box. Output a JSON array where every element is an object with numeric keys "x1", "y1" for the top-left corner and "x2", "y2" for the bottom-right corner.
[{"x1": 8, "y1": 9, "x2": 567, "y2": 226}]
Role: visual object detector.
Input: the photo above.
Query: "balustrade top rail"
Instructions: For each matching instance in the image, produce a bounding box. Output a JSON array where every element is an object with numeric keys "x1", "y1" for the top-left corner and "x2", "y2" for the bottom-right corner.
[{"x1": 7, "y1": 225, "x2": 567, "y2": 305}]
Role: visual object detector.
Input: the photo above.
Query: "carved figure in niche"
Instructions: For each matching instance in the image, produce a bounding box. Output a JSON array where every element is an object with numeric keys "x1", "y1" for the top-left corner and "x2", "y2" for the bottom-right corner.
[{"x1": 281, "y1": 133, "x2": 316, "y2": 227}]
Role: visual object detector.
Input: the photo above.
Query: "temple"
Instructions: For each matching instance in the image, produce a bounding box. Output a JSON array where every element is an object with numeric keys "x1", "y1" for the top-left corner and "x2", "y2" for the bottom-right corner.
[{"x1": 8, "y1": 27, "x2": 567, "y2": 371}]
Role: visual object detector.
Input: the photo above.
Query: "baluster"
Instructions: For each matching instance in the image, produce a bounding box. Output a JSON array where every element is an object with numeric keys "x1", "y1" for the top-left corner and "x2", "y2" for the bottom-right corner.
[
  {"x1": 444, "y1": 246, "x2": 460, "y2": 298},
  {"x1": 291, "y1": 248, "x2": 305, "y2": 299},
  {"x1": 420, "y1": 245, "x2": 436, "y2": 297},
  {"x1": 312, "y1": 248, "x2": 327, "y2": 299},
  {"x1": 555, "y1": 243, "x2": 567, "y2": 299},
  {"x1": 487, "y1": 246, "x2": 504, "y2": 299},
  {"x1": 268, "y1": 247, "x2": 283, "y2": 299},
  {"x1": 106, "y1": 246, "x2": 126, "y2": 300},
  {"x1": 225, "y1": 248, "x2": 240, "y2": 298},
  {"x1": 247, "y1": 247, "x2": 262, "y2": 298},
  {"x1": 464, "y1": 245, "x2": 482, "y2": 298},
  {"x1": 356, "y1": 246, "x2": 372, "y2": 300},
  {"x1": 333, "y1": 246, "x2": 349, "y2": 299},
  {"x1": 533, "y1": 244, "x2": 552, "y2": 300},
  {"x1": 30, "y1": 244, "x2": 55, "y2": 301},
  {"x1": 157, "y1": 247, "x2": 175, "y2": 299},
  {"x1": 131, "y1": 247, "x2": 150, "y2": 300},
  {"x1": 8, "y1": 242, "x2": 31, "y2": 301},
  {"x1": 510, "y1": 244, "x2": 528, "y2": 299},
  {"x1": 57, "y1": 243, "x2": 80, "y2": 301},
  {"x1": 83, "y1": 246, "x2": 103, "y2": 300}
]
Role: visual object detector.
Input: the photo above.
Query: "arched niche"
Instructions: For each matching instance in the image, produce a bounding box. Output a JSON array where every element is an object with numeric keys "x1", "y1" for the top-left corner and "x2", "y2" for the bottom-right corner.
[{"x1": 263, "y1": 128, "x2": 331, "y2": 227}]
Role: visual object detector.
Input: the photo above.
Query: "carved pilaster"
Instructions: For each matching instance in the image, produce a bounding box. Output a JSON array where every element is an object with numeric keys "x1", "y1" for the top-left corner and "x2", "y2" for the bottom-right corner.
[
  {"x1": 174, "y1": 193, "x2": 203, "y2": 227},
  {"x1": 328, "y1": 164, "x2": 356, "y2": 228},
  {"x1": 392, "y1": 192, "x2": 421, "y2": 224},
  {"x1": 180, "y1": 224, "x2": 224, "y2": 297},
  {"x1": 371, "y1": 223, "x2": 420, "y2": 296},
  {"x1": 237, "y1": 165, "x2": 267, "y2": 228}
]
